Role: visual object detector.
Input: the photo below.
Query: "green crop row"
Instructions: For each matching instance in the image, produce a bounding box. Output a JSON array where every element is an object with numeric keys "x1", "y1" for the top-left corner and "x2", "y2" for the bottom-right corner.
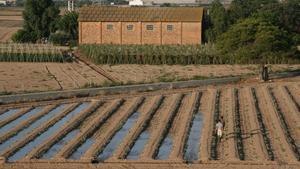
[
  {"x1": 79, "y1": 44, "x2": 300, "y2": 65},
  {"x1": 0, "y1": 52, "x2": 69, "y2": 62}
]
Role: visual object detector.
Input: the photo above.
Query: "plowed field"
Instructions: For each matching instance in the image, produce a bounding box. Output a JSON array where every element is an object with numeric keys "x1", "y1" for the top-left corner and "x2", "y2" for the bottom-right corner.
[{"x1": 0, "y1": 81, "x2": 299, "y2": 169}]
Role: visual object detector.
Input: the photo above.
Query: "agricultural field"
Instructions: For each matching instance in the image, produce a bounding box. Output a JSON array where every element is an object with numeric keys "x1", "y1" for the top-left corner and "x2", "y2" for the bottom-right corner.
[
  {"x1": 0, "y1": 79, "x2": 299, "y2": 169},
  {"x1": 0, "y1": 8, "x2": 23, "y2": 42}
]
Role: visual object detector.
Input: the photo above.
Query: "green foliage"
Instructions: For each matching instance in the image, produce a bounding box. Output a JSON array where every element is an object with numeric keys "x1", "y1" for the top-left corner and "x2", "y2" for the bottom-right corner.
[
  {"x1": 0, "y1": 52, "x2": 65, "y2": 62},
  {"x1": 49, "y1": 31, "x2": 70, "y2": 45},
  {"x1": 228, "y1": 0, "x2": 278, "y2": 24},
  {"x1": 57, "y1": 11, "x2": 79, "y2": 40},
  {"x1": 12, "y1": 29, "x2": 37, "y2": 43},
  {"x1": 205, "y1": 0, "x2": 228, "y2": 42},
  {"x1": 79, "y1": 44, "x2": 226, "y2": 65},
  {"x1": 13, "y1": 0, "x2": 60, "y2": 42},
  {"x1": 216, "y1": 17, "x2": 298, "y2": 64}
]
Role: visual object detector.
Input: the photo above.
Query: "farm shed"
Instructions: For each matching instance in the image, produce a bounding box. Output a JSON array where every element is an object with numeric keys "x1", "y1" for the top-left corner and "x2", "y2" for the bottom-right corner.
[{"x1": 78, "y1": 6, "x2": 204, "y2": 45}]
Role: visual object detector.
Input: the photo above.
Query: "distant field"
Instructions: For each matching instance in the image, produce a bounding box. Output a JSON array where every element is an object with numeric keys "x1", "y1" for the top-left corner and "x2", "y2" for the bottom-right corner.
[{"x1": 0, "y1": 7, "x2": 23, "y2": 42}]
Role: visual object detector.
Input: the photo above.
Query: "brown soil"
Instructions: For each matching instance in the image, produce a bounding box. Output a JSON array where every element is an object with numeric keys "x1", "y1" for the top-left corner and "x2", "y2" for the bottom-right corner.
[
  {"x1": 0, "y1": 74, "x2": 300, "y2": 169},
  {"x1": 0, "y1": 62, "x2": 110, "y2": 93}
]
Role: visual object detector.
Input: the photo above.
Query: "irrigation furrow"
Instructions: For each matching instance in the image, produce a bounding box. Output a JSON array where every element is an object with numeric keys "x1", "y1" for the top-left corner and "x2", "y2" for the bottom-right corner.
[
  {"x1": 0, "y1": 103, "x2": 79, "y2": 160},
  {"x1": 0, "y1": 104, "x2": 67, "y2": 155},
  {"x1": 267, "y1": 87, "x2": 300, "y2": 161},
  {"x1": 58, "y1": 97, "x2": 143, "y2": 160},
  {"x1": 153, "y1": 94, "x2": 185, "y2": 160},
  {"x1": 0, "y1": 109, "x2": 19, "y2": 122},
  {"x1": 0, "y1": 105, "x2": 57, "y2": 143},
  {"x1": 210, "y1": 90, "x2": 221, "y2": 160},
  {"x1": 69, "y1": 99, "x2": 126, "y2": 160},
  {"x1": 45, "y1": 65, "x2": 63, "y2": 90},
  {"x1": 0, "y1": 108, "x2": 9, "y2": 116},
  {"x1": 198, "y1": 90, "x2": 216, "y2": 161},
  {"x1": 111, "y1": 96, "x2": 165, "y2": 160},
  {"x1": 251, "y1": 88, "x2": 275, "y2": 161},
  {"x1": 181, "y1": 92, "x2": 202, "y2": 162},
  {"x1": 0, "y1": 107, "x2": 33, "y2": 128},
  {"x1": 283, "y1": 86, "x2": 300, "y2": 113},
  {"x1": 24, "y1": 101, "x2": 103, "y2": 159},
  {"x1": 136, "y1": 94, "x2": 183, "y2": 159},
  {"x1": 218, "y1": 88, "x2": 237, "y2": 161},
  {"x1": 59, "y1": 65, "x2": 80, "y2": 88},
  {"x1": 6, "y1": 103, "x2": 90, "y2": 162},
  {"x1": 239, "y1": 88, "x2": 267, "y2": 161},
  {"x1": 234, "y1": 89, "x2": 244, "y2": 160},
  {"x1": 94, "y1": 97, "x2": 146, "y2": 162}
]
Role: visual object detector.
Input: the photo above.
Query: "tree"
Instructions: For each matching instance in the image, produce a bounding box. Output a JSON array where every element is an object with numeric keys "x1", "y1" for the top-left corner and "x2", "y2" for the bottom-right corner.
[
  {"x1": 58, "y1": 11, "x2": 78, "y2": 40},
  {"x1": 13, "y1": 0, "x2": 60, "y2": 42},
  {"x1": 228, "y1": 0, "x2": 278, "y2": 24},
  {"x1": 49, "y1": 11, "x2": 79, "y2": 45},
  {"x1": 205, "y1": 0, "x2": 228, "y2": 42},
  {"x1": 216, "y1": 17, "x2": 294, "y2": 62}
]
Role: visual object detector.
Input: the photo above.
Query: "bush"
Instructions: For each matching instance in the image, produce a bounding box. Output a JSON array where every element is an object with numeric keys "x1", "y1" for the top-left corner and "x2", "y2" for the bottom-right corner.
[
  {"x1": 49, "y1": 32, "x2": 70, "y2": 45},
  {"x1": 12, "y1": 29, "x2": 37, "y2": 43}
]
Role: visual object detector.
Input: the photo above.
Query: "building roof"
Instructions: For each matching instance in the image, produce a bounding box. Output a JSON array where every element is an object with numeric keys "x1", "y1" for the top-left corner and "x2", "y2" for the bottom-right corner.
[{"x1": 79, "y1": 6, "x2": 203, "y2": 22}]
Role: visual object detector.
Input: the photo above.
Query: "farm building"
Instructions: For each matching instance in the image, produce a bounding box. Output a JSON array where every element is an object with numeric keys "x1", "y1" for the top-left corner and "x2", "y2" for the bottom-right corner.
[{"x1": 78, "y1": 6, "x2": 204, "y2": 45}]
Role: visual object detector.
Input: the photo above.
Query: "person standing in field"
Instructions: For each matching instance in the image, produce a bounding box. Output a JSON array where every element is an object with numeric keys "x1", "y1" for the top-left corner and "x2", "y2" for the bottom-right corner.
[{"x1": 216, "y1": 119, "x2": 223, "y2": 142}]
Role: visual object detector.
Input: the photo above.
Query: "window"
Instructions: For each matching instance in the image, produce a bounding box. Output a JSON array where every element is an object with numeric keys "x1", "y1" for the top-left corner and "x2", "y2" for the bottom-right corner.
[
  {"x1": 127, "y1": 24, "x2": 134, "y2": 31},
  {"x1": 167, "y1": 25, "x2": 173, "y2": 31},
  {"x1": 107, "y1": 24, "x2": 113, "y2": 30},
  {"x1": 146, "y1": 25, "x2": 154, "y2": 31}
]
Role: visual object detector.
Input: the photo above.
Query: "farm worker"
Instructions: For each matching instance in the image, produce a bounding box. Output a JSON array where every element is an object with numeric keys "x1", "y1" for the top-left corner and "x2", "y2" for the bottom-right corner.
[{"x1": 216, "y1": 120, "x2": 223, "y2": 141}]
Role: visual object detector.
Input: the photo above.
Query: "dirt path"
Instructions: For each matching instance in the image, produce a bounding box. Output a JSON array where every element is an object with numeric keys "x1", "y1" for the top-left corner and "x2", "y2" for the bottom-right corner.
[
  {"x1": 239, "y1": 87, "x2": 267, "y2": 161},
  {"x1": 218, "y1": 88, "x2": 237, "y2": 161},
  {"x1": 256, "y1": 86, "x2": 297, "y2": 162},
  {"x1": 139, "y1": 94, "x2": 179, "y2": 159},
  {"x1": 199, "y1": 89, "x2": 215, "y2": 161}
]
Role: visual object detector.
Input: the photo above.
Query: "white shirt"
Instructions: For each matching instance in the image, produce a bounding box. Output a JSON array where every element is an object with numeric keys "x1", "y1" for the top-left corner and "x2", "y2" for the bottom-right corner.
[{"x1": 216, "y1": 122, "x2": 223, "y2": 130}]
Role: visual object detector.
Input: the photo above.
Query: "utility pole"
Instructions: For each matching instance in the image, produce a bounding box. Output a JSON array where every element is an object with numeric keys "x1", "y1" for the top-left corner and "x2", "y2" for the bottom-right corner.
[{"x1": 67, "y1": 0, "x2": 75, "y2": 11}]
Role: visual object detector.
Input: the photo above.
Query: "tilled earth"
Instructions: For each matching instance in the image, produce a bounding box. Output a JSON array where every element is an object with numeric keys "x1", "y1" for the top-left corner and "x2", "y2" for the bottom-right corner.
[{"x1": 0, "y1": 80, "x2": 299, "y2": 169}]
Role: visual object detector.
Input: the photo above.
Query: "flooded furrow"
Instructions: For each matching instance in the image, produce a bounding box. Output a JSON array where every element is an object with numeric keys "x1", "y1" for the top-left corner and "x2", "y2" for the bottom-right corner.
[
  {"x1": 7, "y1": 102, "x2": 90, "y2": 162},
  {"x1": 154, "y1": 94, "x2": 185, "y2": 160},
  {"x1": 126, "y1": 132, "x2": 150, "y2": 160},
  {"x1": 123, "y1": 96, "x2": 165, "y2": 160},
  {"x1": 184, "y1": 113, "x2": 203, "y2": 161},
  {"x1": 0, "y1": 104, "x2": 66, "y2": 154},
  {"x1": 0, "y1": 109, "x2": 20, "y2": 121},
  {"x1": 97, "y1": 111, "x2": 140, "y2": 161},
  {"x1": 0, "y1": 107, "x2": 43, "y2": 135},
  {"x1": 41, "y1": 130, "x2": 79, "y2": 159},
  {"x1": 68, "y1": 137, "x2": 95, "y2": 160}
]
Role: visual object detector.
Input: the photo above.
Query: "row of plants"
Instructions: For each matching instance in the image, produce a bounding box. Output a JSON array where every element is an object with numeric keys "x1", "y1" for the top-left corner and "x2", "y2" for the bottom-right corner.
[
  {"x1": 66, "y1": 99, "x2": 125, "y2": 160},
  {"x1": 210, "y1": 90, "x2": 221, "y2": 160},
  {"x1": 34, "y1": 102, "x2": 105, "y2": 159},
  {"x1": 0, "y1": 52, "x2": 67, "y2": 62},
  {"x1": 267, "y1": 87, "x2": 300, "y2": 161},
  {"x1": 79, "y1": 44, "x2": 300, "y2": 65},
  {"x1": 183, "y1": 92, "x2": 202, "y2": 162},
  {"x1": 93, "y1": 98, "x2": 146, "y2": 162},
  {"x1": 123, "y1": 96, "x2": 165, "y2": 159},
  {"x1": 284, "y1": 86, "x2": 300, "y2": 112},
  {"x1": 234, "y1": 89, "x2": 245, "y2": 160},
  {"x1": 251, "y1": 88, "x2": 275, "y2": 160},
  {"x1": 153, "y1": 94, "x2": 185, "y2": 159}
]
